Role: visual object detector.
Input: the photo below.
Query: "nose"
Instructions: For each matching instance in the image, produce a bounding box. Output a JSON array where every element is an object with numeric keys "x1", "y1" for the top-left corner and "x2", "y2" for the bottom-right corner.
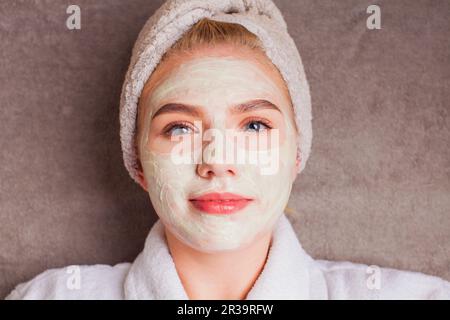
[
  {"x1": 196, "y1": 162, "x2": 238, "y2": 179},
  {"x1": 196, "y1": 139, "x2": 238, "y2": 179}
]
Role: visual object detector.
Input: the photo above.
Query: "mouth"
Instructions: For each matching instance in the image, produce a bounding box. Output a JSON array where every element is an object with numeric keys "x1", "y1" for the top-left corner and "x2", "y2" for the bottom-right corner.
[{"x1": 188, "y1": 192, "x2": 254, "y2": 215}]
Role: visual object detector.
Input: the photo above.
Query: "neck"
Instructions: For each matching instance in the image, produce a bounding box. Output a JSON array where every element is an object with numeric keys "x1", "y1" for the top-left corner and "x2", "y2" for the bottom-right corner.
[{"x1": 164, "y1": 227, "x2": 272, "y2": 300}]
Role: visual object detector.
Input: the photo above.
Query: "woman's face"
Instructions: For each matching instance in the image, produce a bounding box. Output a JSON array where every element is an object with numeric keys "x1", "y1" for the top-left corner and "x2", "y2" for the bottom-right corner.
[{"x1": 137, "y1": 45, "x2": 300, "y2": 253}]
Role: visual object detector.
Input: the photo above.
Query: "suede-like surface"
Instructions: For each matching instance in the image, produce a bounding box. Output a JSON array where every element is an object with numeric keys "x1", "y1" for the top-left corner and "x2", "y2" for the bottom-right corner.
[{"x1": 0, "y1": 0, "x2": 449, "y2": 298}]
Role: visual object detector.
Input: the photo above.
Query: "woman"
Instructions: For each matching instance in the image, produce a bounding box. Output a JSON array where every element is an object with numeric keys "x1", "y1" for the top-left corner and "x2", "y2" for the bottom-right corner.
[{"x1": 6, "y1": 0, "x2": 450, "y2": 300}]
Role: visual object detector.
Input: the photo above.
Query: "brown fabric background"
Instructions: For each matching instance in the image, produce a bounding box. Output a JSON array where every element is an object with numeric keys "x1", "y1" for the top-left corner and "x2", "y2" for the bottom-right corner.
[{"x1": 1, "y1": 0, "x2": 449, "y2": 298}]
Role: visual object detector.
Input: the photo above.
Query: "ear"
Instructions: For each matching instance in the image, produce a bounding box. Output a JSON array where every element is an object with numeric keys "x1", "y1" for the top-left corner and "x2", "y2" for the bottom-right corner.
[
  {"x1": 291, "y1": 150, "x2": 301, "y2": 183},
  {"x1": 136, "y1": 162, "x2": 149, "y2": 192}
]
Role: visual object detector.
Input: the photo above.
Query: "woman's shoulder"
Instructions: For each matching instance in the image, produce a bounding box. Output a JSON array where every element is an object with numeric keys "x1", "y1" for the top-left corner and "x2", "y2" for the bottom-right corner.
[
  {"x1": 312, "y1": 258, "x2": 450, "y2": 299},
  {"x1": 5, "y1": 262, "x2": 131, "y2": 300}
]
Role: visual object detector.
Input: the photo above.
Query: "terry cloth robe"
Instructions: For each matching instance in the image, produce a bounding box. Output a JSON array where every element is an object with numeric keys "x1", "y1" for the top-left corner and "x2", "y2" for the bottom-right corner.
[{"x1": 5, "y1": 214, "x2": 450, "y2": 300}]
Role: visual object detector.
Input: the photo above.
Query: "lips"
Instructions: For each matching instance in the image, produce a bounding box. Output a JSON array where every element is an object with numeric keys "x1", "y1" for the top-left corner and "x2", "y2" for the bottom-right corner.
[{"x1": 189, "y1": 192, "x2": 253, "y2": 215}]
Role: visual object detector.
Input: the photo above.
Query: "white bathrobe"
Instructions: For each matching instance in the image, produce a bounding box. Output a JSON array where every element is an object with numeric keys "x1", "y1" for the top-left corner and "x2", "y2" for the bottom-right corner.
[{"x1": 5, "y1": 214, "x2": 450, "y2": 300}]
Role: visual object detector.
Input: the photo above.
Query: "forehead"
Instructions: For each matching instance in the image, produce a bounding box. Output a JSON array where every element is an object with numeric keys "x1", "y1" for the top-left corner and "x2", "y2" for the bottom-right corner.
[
  {"x1": 152, "y1": 59, "x2": 282, "y2": 108},
  {"x1": 140, "y1": 45, "x2": 292, "y2": 114}
]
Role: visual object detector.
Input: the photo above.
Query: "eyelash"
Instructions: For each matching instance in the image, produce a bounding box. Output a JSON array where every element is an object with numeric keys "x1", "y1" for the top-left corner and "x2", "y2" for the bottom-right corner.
[
  {"x1": 241, "y1": 117, "x2": 273, "y2": 132},
  {"x1": 162, "y1": 121, "x2": 196, "y2": 137},
  {"x1": 162, "y1": 117, "x2": 273, "y2": 137}
]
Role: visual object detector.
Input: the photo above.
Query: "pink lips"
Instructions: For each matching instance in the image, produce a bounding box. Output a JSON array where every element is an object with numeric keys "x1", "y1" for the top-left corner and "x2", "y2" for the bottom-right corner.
[{"x1": 189, "y1": 192, "x2": 253, "y2": 215}]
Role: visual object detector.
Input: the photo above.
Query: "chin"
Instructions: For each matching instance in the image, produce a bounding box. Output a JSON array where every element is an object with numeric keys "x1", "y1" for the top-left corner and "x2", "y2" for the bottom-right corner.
[{"x1": 167, "y1": 215, "x2": 277, "y2": 254}]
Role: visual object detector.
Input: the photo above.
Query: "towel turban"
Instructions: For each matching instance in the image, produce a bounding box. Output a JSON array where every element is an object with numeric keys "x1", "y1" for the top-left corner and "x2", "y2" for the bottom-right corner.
[{"x1": 119, "y1": 0, "x2": 312, "y2": 185}]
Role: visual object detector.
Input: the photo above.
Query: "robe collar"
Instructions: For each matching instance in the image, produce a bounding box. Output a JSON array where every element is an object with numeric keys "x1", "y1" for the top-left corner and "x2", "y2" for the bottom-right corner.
[{"x1": 124, "y1": 213, "x2": 326, "y2": 299}]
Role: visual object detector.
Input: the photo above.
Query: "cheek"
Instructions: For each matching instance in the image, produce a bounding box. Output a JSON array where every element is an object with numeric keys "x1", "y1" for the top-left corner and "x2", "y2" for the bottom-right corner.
[
  {"x1": 140, "y1": 152, "x2": 198, "y2": 227},
  {"x1": 250, "y1": 140, "x2": 297, "y2": 209},
  {"x1": 140, "y1": 151, "x2": 190, "y2": 201}
]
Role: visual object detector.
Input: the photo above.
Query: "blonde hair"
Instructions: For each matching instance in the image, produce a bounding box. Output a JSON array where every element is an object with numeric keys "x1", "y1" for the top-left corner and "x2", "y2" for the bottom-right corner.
[{"x1": 162, "y1": 18, "x2": 265, "y2": 60}]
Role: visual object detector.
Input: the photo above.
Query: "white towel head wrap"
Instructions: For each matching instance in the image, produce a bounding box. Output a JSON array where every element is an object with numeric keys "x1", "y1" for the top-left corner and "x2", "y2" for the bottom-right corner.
[{"x1": 119, "y1": 0, "x2": 312, "y2": 185}]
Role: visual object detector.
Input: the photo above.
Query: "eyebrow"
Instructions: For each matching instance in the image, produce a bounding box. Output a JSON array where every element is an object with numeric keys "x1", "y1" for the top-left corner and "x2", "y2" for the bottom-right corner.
[
  {"x1": 151, "y1": 99, "x2": 281, "y2": 120},
  {"x1": 151, "y1": 103, "x2": 201, "y2": 120},
  {"x1": 229, "y1": 99, "x2": 281, "y2": 115}
]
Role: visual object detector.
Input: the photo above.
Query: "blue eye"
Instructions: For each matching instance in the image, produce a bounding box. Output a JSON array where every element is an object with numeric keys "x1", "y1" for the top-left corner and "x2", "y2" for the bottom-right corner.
[
  {"x1": 164, "y1": 122, "x2": 194, "y2": 137},
  {"x1": 244, "y1": 120, "x2": 271, "y2": 132}
]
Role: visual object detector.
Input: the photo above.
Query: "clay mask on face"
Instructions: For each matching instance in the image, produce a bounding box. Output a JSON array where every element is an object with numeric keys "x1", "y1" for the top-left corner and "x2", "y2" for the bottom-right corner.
[{"x1": 138, "y1": 56, "x2": 298, "y2": 253}]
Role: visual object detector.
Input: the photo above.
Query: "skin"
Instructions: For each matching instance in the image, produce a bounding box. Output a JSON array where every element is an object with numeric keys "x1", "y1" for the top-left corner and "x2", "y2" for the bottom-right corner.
[{"x1": 135, "y1": 44, "x2": 301, "y2": 299}]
